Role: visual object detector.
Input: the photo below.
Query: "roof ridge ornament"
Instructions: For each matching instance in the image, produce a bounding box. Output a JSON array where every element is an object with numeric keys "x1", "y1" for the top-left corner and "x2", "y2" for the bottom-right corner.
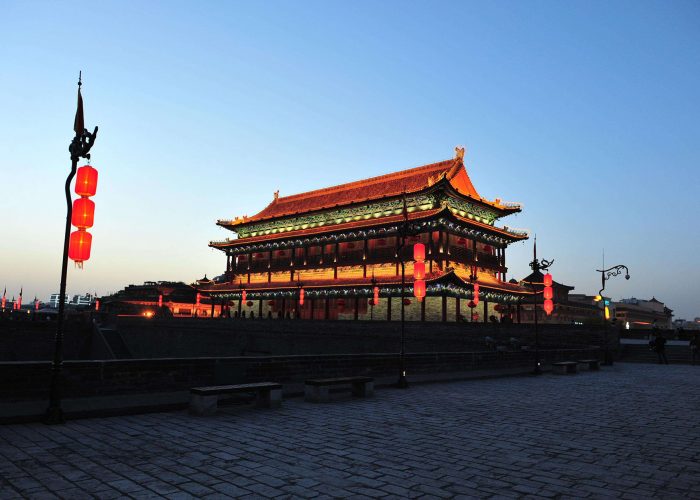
[
  {"x1": 454, "y1": 145, "x2": 465, "y2": 161},
  {"x1": 274, "y1": 190, "x2": 279, "y2": 201}
]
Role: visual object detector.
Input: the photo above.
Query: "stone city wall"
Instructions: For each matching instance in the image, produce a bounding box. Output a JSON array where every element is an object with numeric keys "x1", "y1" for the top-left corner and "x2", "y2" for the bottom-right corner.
[{"x1": 0, "y1": 347, "x2": 598, "y2": 402}]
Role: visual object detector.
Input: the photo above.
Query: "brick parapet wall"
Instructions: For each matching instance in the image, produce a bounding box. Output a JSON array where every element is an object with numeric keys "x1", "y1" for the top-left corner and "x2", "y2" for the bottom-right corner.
[
  {"x1": 0, "y1": 348, "x2": 598, "y2": 402},
  {"x1": 115, "y1": 318, "x2": 614, "y2": 358}
]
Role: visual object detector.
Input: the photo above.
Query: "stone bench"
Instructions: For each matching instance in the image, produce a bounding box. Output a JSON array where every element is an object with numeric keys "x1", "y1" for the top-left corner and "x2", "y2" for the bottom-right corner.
[
  {"x1": 577, "y1": 359, "x2": 600, "y2": 371},
  {"x1": 552, "y1": 361, "x2": 578, "y2": 375},
  {"x1": 190, "y1": 382, "x2": 282, "y2": 416},
  {"x1": 305, "y1": 376, "x2": 374, "y2": 403}
]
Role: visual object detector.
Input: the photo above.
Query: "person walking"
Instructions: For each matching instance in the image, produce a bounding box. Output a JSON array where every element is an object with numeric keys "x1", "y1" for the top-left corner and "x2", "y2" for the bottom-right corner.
[
  {"x1": 690, "y1": 333, "x2": 699, "y2": 366},
  {"x1": 653, "y1": 329, "x2": 669, "y2": 365}
]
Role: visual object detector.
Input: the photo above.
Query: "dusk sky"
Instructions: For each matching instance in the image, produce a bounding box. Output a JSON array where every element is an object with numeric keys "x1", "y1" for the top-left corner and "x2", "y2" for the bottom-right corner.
[{"x1": 1, "y1": 1, "x2": 699, "y2": 318}]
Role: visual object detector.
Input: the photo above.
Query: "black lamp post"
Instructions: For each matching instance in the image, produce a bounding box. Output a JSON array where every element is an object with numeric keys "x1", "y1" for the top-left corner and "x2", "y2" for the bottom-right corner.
[
  {"x1": 394, "y1": 195, "x2": 411, "y2": 389},
  {"x1": 527, "y1": 242, "x2": 553, "y2": 376},
  {"x1": 595, "y1": 264, "x2": 630, "y2": 366},
  {"x1": 44, "y1": 74, "x2": 98, "y2": 424}
]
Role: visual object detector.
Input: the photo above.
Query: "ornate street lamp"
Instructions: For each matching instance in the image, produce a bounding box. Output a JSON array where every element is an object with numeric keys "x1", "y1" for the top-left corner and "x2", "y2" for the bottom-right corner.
[
  {"x1": 45, "y1": 74, "x2": 98, "y2": 424},
  {"x1": 595, "y1": 264, "x2": 630, "y2": 365},
  {"x1": 526, "y1": 240, "x2": 553, "y2": 376}
]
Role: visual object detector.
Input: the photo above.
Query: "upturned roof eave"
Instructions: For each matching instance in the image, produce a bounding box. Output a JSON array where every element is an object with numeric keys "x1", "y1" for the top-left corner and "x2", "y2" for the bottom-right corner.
[
  {"x1": 216, "y1": 176, "x2": 517, "y2": 231},
  {"x1": 210, "y1": 206, "x2": 526, "y2": 250}
]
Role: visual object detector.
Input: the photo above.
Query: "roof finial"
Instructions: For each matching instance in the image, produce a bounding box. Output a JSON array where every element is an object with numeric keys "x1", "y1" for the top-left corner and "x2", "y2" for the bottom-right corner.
[
  {"x1": 78, "y1": 70, "x2": 82, "y2": 88},
  {"x1": 454, "y1": 145, "x2": 465, "y2": 161},
  {"x1": 274, "y1": 190, "x2": 279, "y2": 201}
]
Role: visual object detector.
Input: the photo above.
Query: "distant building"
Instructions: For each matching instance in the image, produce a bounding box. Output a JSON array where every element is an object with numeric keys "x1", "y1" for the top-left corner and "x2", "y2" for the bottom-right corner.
[
  {"x1": 48, "y1": 293, "x2": 96, "y2": 308},
  {"x1": 673, "y1": 318, "x2": 700, "y2": 331},
  {"x1": 517, "y1": 273, "x2": 601, "y2": 324},
  {"x1": 99, "y1": 281, "x2": 216, "y2": 318},
  {"x1": 614, "y1": 297, "x2": 673, "y2": 330}
]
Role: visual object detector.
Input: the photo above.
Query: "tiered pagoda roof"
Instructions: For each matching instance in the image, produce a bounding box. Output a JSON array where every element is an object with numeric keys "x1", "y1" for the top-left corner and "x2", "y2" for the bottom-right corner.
[{"x1": 212, "y1": 149, "x2": 526, "y2": 248}]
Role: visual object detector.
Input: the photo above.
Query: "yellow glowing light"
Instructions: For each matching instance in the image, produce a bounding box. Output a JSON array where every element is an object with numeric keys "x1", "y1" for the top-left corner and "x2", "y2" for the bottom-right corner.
[
  {"x1": 594, "y1": 295, "x2": 602, "y2": 302},
  {"x1": 604, "y1": 306, "x2": 610, "y2": 320}
]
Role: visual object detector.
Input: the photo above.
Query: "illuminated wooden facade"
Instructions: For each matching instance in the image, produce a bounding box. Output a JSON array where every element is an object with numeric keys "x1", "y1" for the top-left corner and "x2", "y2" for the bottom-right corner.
[{"x1": 201, "y1": 148, "x2": 533, "y2": 321}]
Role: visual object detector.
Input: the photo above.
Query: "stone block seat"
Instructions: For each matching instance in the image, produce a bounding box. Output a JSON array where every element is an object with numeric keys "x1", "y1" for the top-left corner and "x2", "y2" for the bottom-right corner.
[
  {"x1": 190, "y1": 382, "x2": 282, "y2": 416},
  {"x1": 577, "y1": 359, "x2": 600, "y2": 371},
  {"x1": 304, "y1": 376, "x2": 374, "y2": 403},
  {"x1": 552, "y1": 361, "x2": 578, "y2": 375}
]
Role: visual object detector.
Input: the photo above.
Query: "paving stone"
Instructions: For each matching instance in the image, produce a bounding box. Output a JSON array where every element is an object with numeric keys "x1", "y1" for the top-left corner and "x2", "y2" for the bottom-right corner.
[{"x1": 1, "y1": 364, "x2": 698, "y2": 498}]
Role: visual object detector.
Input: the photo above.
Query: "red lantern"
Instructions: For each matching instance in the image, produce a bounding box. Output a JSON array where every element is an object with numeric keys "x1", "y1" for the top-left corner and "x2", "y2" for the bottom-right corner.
[
  {"x1": 35, "y1": 299, "x2": 39, "y2": 311},
  {"x1": 158, "y1": 294, "x2": 163, "y2": 308},
  {"x1": 196, "y1": 293, "x2": 201, "y2": 306},
  {"x1": 242, "y1": 290, "x2": 247, "y2": 303},
  {"x1": 414, "y1": 279, "x2": 426, "y2": 301},
  {"x1": 472, "y1": 312, "x2": 479, "y2": 321},
  {"x1": 473, "y1": 283, "x2": 480, "y2": 305},
  {"x1": 68, "y1": 229, "x2": 92, "y2": 265},
  {"x1": 246, "y1": 300, "x2": 253, "y2": 307},
  {"x1": 268, "y1": 300, "x2": 275, "y2": 306},
  {"x1": 413, "y1": 261, "x2": 425, "y2": 280},
  {"x1": 543, "y1": 273, "x2": 553, "y2": 287},
  {"x1": 467, "y1": 300, "x2": 476, "y2": 309},
  {"x1": 413, "y1": 243, "x2": 425, "y2": 262},
  {"x1": 457, "y1": 237, "x2": 467, "y2": 245},
  {"x1": 543, "y1": 287, "x2": 553, "y2": 300},
  {"x1": 71, "y1": 197, "x2": 95, "y2": 229},
  {"x1": 255, "y1": 252, "x2": 264, "y2": 258},
  {"x1": 75, "y1": 165, "x2": 98, "y2": 197},
  {"x1": 402, "y1": 298, "x2": 411, "y2": 306},
  {"x1": 95, "y1": 299, "x2": 100, "y2": 311},
  {"x1": 299, "y1": 288, "x2": 305, "y2": 306},
  {"x1": 277, "y1": 250, "x2": 286, "y2": 256},
  {"x1": 373, "y1": 286, "x2": 379, "y2": 306},
  {"x1": 378, "y1": 238, "x2": 387, "y2": 246},
  {"x1": 494, "y1": 304, "x2": 502, "y2": 312},
  {"x1": 543, "y1": 299, "x2": 554, "y2": 316},
  {"x1": 347, "y1": 242, "x2": 355, "y2": 249}
]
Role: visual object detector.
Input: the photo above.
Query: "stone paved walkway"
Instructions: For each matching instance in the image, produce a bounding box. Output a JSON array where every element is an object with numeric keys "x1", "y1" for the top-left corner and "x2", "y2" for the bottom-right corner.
[{"x1": 1, "y1": 363, "x2": 699, "y2": 499}]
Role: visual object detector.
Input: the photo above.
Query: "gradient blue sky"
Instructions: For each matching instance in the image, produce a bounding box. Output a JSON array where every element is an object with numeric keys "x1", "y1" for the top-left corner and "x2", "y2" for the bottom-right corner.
[{"x1": 1, "y1": 1, "x2": 699, "y2": 318}]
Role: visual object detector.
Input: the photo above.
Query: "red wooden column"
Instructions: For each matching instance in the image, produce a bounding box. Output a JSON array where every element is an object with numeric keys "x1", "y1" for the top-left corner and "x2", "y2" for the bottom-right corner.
[
  {"x1": 483, "y1": 298, "x2": 488, "y2": 323},
  {"x1": 363, "y1": 238, "x2": 368, "y2": 278},
  {"x1": 387, "y1": 295, "x2": 392, "y2": 321},
  {"x1": 333, "y1": 242, "x2": 339, "y2": 279},
  {"x1": 428, "y1": 232, "x2": 435, "y2": 274},
  {"x1": 445, "y1": 232, "x2": 450, "y2": 268},
  {"x1": 268, "y1": 250, "x2": 272, "y2": 283},
  {"x1": 247, "y1": 251, "x2": 252, "y2": 284},
  {"x1": 258, "y1": 299, "x2": 263, "y2": 318},
  {"x1": 395, "y1": 236, "x2": 400, "y2": 276}
]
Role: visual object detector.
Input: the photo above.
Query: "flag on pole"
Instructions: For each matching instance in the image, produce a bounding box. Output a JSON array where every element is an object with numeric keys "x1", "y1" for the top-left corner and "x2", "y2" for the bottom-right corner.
[{"x1": 74, "y1": 77, "x2": 84, "y2": 136}]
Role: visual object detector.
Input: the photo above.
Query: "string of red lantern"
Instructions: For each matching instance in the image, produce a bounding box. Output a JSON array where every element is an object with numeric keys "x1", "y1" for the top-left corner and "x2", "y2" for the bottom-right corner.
[
  {"x1": 413, "y1": 242, "x2": 426, "y2": 302},
  {"x1": 68, "y1": 165, "x2": 98, "y2": 268},
  {"x1": 543, "y1": 273, "x2": 554, "y2": 315}
]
